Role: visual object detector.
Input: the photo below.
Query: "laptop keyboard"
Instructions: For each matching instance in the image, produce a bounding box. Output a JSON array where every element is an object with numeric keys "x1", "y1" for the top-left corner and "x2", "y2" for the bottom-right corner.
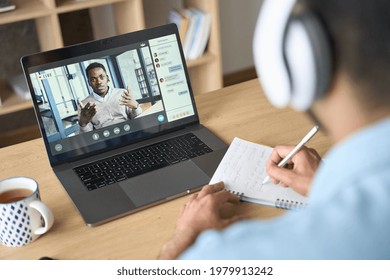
[{"x1": 74, "y1": 133, "x2": 213, "y2": 191}]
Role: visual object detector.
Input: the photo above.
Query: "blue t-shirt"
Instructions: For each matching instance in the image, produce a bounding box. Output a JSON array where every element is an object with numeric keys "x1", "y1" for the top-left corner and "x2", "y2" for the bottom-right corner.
[{"x1": 180, "y1": 117, "x2": 390, "y2": 259}]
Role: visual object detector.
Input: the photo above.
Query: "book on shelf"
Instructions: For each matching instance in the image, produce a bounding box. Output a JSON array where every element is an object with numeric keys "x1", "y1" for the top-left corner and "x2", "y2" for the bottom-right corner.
[
  {"x1": 0, "y1": 0, "x2": 16, "y2": 13},
  {"x1": 168, "y1": 7, "x2": 211, "y2": 60},
  {"x1": 168, "y1": 9, "x2": 189, "y2": 43},
  {"x1": 210, "y1": 137, "x2": 308, "y2": 210}
]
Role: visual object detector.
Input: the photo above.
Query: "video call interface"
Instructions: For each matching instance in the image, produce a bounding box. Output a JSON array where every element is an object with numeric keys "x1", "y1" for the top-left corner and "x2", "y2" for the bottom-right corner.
[{"x1": 28, "y1": 34, "x2": 195, "y2": 156}]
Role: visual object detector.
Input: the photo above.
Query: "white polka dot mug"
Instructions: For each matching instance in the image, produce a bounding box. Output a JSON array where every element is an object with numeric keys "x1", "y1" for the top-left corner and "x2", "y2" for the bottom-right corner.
[{"x1": 0, "y1": 177, "x2": 54, "y2": 247}]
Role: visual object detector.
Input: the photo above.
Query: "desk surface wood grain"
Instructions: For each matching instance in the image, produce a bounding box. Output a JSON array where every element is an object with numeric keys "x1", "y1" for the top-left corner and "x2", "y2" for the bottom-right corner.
[{"x1": 0, "y1": 79, "x2": 332, "y2": 259}]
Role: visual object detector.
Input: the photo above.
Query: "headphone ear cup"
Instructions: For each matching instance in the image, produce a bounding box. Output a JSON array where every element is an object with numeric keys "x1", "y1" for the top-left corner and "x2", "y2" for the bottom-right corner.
[
  {"x1": 285, "y1": 14, "x2": 332, "y2": 111},
  {"x1": 253, "y1": 0, "x2": 297, "y2": 108}
]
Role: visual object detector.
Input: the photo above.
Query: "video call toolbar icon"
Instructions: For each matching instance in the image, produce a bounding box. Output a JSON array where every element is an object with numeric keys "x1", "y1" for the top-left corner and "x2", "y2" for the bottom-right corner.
[
  {"x1": 113, "y1": 127, "x2": 121, "y2": 135},
  {"x1": 123, "y1": 124, "x2": 131, "y2": 132},
  {"x1": 90, "y1": 124, "x2": 133, "y2": 142}
]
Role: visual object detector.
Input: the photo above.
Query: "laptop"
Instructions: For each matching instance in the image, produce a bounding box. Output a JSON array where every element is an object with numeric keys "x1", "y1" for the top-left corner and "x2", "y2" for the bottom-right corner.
[{"x1": 21, "y1": 24, "x2": 228, "y2": 227}]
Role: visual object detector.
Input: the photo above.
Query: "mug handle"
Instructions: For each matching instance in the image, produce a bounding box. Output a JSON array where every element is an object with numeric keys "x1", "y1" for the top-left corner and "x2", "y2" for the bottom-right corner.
[{"x1": 29, "y1": 200, "x2": 54, "y2": 235}]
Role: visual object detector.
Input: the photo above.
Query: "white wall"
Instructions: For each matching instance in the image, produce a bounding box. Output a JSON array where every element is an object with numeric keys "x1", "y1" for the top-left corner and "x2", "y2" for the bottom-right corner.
[{"x1": 219, "y1": 0, "x2": 263, "y2": 75}]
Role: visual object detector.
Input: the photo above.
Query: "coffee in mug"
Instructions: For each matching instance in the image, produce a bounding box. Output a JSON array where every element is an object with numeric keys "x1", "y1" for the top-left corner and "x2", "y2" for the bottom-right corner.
[
  {"x1": 0, "y1": 177, "x2": 54, "y2": 247},
  {"x1": 0, "y1": 188, "x2": 33, "y2": 203}
]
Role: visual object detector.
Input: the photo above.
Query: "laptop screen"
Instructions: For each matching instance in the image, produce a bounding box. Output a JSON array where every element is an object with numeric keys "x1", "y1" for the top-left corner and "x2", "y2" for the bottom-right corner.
[{"x1": 21, "y1": 24, "x2": 199, "y2": 165}]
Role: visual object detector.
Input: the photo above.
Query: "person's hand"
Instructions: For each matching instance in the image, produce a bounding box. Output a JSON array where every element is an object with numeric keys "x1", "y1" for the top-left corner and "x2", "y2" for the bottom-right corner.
[
  {"x1": 266, "y1": 145, "x2": 321, "y2": 196},
  {"x1": 158, "y1": 182, "x2": 242, "y2": 259},
  {"x1": 78, "y1": 100, "x2": 96, "y2": 127},
  {"x1": 119, "y1": 86, "x2": 139, "y2": 109},
  {"x1": 176, "y1": 181, "x2": 242, "y2": 233}
]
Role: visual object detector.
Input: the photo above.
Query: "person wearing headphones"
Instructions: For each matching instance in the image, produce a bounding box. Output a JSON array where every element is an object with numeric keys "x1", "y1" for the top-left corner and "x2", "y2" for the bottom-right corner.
[
  {"x1": 78, "y1": 62, "x2": 142, "y2": 132},
  {"x1": 158, "y1": 0, "x2": 390, "y2": 259}
]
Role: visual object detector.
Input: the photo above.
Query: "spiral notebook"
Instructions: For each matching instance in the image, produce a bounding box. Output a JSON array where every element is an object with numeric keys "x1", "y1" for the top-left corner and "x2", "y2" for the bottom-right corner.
[{"x1": 210, "y1": 137, "x2": 307, "y2": 210}]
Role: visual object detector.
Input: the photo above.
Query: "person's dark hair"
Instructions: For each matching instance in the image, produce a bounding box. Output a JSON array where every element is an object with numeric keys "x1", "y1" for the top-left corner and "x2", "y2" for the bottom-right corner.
[
  {"x1": 85, "y1": 62, "x2": 107, "y2": 79},
  {"x1": 302, "y1": 0, "x2": 390, "y2": 109}
]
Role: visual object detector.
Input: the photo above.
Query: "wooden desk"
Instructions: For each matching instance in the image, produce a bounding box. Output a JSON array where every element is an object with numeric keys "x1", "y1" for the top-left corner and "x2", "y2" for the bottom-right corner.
[{"x1": 0, "y1": 79, "x2": 332, "y2": 259}]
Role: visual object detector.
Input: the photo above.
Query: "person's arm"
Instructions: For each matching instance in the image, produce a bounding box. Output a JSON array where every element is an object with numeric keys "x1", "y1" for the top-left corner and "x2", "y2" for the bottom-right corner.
[
  {"x1": 266, "y1": 145, "x2": 321, "y2": 196},
  {"x1": 158, "y1": 227, "x2": 199, "y2": 260},
  {"x1": 158, "y1": 182, "x2": 242, "y2": 260}
]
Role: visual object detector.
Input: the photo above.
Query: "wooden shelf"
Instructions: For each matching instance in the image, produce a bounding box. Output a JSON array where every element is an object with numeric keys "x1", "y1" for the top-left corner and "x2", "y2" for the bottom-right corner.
[
  {"x1": 0, "y1": 0, "x2": 52, "y2": 25},
  {"x1": 0, "y1": 0, "x2": 222, "y2": 118},
  {"x1": 186, "y1": 52, "x2": 216, "y2": 68},
  {"x1": 55, "y1": 0, "x2": 136, "y2": 13},
  {"x1": 0, "y1": 80, "x2": 32, "y2": 116}
]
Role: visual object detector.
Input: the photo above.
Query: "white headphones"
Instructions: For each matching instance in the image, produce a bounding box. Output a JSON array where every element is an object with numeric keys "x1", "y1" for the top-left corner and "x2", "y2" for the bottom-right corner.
[{"x1": 253, "y1": 0, "x2": 332, "y2": 111}]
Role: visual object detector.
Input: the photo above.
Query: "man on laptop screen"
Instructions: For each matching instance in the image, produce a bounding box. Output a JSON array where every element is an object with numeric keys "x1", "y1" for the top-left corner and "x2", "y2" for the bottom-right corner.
[{"x1": 78, "y1": 62, "x2": 143, "y2": 133}]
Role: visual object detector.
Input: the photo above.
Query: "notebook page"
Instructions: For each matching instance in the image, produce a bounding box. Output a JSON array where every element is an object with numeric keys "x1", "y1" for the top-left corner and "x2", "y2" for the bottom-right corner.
[{"x1": 210, "y1": 137, "x2": 307, "y2": 207}]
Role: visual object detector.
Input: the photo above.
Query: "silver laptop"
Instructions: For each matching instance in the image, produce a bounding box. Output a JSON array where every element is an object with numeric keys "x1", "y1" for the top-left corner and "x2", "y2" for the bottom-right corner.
[{"x1": 21, "y1": 24, "x2": 228, "y2": 227}]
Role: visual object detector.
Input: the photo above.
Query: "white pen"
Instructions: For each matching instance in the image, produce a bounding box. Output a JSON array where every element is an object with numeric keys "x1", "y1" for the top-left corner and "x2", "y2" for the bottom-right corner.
[{"x1": 262, "y1": 125, "x2": 320, "y2": 185}]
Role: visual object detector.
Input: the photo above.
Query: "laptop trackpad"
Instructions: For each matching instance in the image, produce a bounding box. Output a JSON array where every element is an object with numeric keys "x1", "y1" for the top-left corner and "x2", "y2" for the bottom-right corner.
[{"x1": 119, "y1": 161, "x2": 210, "y2": 207}]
